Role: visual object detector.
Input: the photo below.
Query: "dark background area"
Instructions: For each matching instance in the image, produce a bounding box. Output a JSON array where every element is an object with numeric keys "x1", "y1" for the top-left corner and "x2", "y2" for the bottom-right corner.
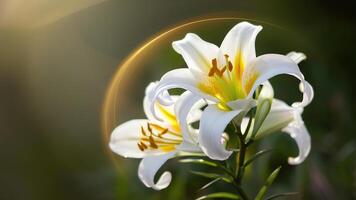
[{"x1": 0, "y1": 0, "x2": 355, "y2": 199}]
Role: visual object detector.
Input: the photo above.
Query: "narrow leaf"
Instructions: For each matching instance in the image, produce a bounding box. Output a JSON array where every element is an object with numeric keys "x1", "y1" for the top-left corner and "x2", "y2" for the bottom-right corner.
[
  {"x1": 266, "y1": 192, "x2": 299, "y2": 200},
  {"x1": 199, "y1": 178, "x2": 221, "y2": 190},
  {"x1": 179, "y1": 158, "x2": 218, "y2": 167},
  {"x1": 243, "y1": 149, "x2": 274, "y2": 168},
  {"x1": 190, "y1": 171, "x2": 232, "y2": 183},
  {"x1": 255, "y1": 166, "x2": 282, "y2": 200},
  {"x1": 196, "y1": 192, "x2": 241, "y2": 200},
  {"x1": 190, "y1": 171, "x2": 221, "y2": 179}
]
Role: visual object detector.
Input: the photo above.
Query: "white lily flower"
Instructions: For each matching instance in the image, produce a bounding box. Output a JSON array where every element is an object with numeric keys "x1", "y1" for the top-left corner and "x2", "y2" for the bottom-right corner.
[
  {"x1": 241, "y1": 55, "x2": 312, "y2": 165},
  {"x1": 241, "y1": 98, "x2": 311, "y2": 165},
  {"x1": 149, "y1": 21, "x2": 314, "y2": 160},
  {"x1": 109, "y1": 82, "x2": 204, "y2": 190}
]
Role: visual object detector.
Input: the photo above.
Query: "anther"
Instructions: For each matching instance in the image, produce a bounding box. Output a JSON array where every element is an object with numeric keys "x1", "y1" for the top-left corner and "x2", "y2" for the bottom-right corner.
[
  {"x1": 158, "y1": 128, "x2": 169, "y2": 137},
  {"x1": 208, "y1": 58, "x2": 218, "y2": 77},
  {"x1": 224, "y1": 54, "x2": 233, "y2": 71},
  {"x1": 147, "y1": 123, "x2": 152, "y2": 133},
  {"x1": 137, "y1": 142, "x2": 145, "y2": 151},
  {"x1": 141, "y1": 126, "x2": 147, "y2": 136},
  {"x1": 148, "y1": 136, "x2": 158, "y2": 148},
  {"x1": 228, "y1": 61, "x2": 233, "y2": 71}
]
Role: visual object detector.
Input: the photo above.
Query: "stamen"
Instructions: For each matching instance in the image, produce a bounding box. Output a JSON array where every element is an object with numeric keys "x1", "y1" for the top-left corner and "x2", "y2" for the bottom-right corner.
[
  {"x1": 147, "y1": 123, "x2": 152, "y2": 133},
  {"x1": 148, "y1": 135, "x2": 158, "y2": 148},
  {"x1": 228, "y1": 61, "x2": 233, "y2": 71},
  {"x1": 140, "y1": 141, "x2": 148, "y2": 149},
  {"x1": 224, "y1": 54, "x2": 233, "y2": 71},
  {"x1": 141, "y1": 126, "x2": 147, "y2": 136},
  {"x1": 158, "y1": 128, "x2": 169, "y2": 137},
  {"x1": 208, "y1": 55, "x2": 234, "y2": 78},
  {"x1": 220, "y1": 66, "x2": 227, "y2": 74},
  {"x1": 137, "y1": 143, "x2": 144, "y2": 151},
  {"x1": 137, "y1": 122, "x2": 182, "y2": 152},
  {"x1": 208, "y1": 58, "x2": 218, "y2": 76},
  {"x1": 137, "y1": 142, "x2": 148, "y2": 151}
]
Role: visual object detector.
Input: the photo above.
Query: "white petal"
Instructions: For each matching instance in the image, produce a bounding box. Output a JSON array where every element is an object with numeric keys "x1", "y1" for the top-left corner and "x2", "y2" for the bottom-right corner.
[
  {"x1": 255, "y1": 100, "x2": 295, "y2": 139},
  {"x1": 283, "y1": 113, "x2": 311, "y2": 165},
  {"x1": 226, "y1": 98, "x2": 256, "y2": 111},
  {"x1": 186, "y1": 98, "x2": 206, "y2": 124},
  {"x1": 254, "y1": 99, "x2": 311, "y2": 165},
  {"x1": 286, "y1": 51, "x2": 307, "y2": 64},
  {"x1": 243, "y1": 54, "x2": 313, "y2": 107},
  {"x1": 143, "y1": 83, "x2": 158, "y2": 121},
  {"x1": 176, "y1": 140, "x2": 202, "y2": 152},
  {"x1": 292, "y1": 80, "x2": 314, "y2": 108},
  {"x1": 172, "y1": 33, "x2": 219, "y2": 73},
  {"x1": 145, "y1": 81, "x2": 175, "y2": 107},
  {"x1": 144, "y1": 82, "x2": 177, "y2": 122},
  {"x1": 138, "y1": 152, "x2": 176, "y2": 190},
  {"x1": 174, "y1": 91, "x2": 202, "y2": 143},
  {"x1": 109, "y1": 119, "x2": 164, "y2": 158},
  {"x1": 219, "y1": 22, "x2": 262, "y2": 66},
  {"x1": 150, "y1": 68, "x2": 218, "y2": 118},
  {"x1": 199, "y1": 105, "x2": 246, "y2": 160},
  {"x1": 259, "y1": 81, "x2": 274, "y2": 99}
]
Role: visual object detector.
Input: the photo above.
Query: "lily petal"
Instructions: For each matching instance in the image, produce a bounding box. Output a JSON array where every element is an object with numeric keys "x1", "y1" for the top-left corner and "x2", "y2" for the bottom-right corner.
[
  {"x1": 146, "y1": 81, "x2": 175, "y2": 107},
  {"x1": 243, "y1": 54, "x2": 313, "y2": 107},
  {"x1": 255, "y1": 100, "x2": 295, "y2": 139},
  {"x1": 220, "y1": 22, "x2": 262, "y2": 67},
  {"x1": 254, "y1": 99, "x2": 311, "y2": 165},
  {"x1": 143, "y1": 83, "x2": 157, "y2": 121},
  {"x1": 174, "y1": 91, "x2": 202, "y2": 143},
  {"x1": 109, "y1": 119, "x2": 164, "y2": 158},
  {"x1": 292, "y1": 80, "x2": 314, "y2": 108},
  {"x1": 283, "y1": 112, "x2": 311, "y2": 165},
  {"x1": 172, "y1": 33, "x2": 219, "y2": 73},
  {"x1": 150, "y1": 68, "x2": 219, "y2": 118},
  {"x1": 199, "y1": 104, "x2": 248, "y2": 160},
  {"x1": 286, "y1": 51, "x2": 307, "y2": 64},
  {"x1": 176, "y1": 140, "x2": 202, "y2": 152},
  {"x1": 138, "y1": 152, "x2": 176, "y2": 190},
  {"x1": 259, "y1": 81, "x2": 274, "y2": 99}
]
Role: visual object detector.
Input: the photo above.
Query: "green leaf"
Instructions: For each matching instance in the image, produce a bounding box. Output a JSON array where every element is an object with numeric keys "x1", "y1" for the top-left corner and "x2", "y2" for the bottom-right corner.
[
  {"x1": 190, "y1": 171, "x2": 221, "y2": 179},
  {"x1": 266, "y1": 192, "x2": 299, "y2": 200},
  {"x1": 190, "y1": 171, "x2": 232, "y2": 183},
  {"x1": 250, "y1": 98, "x2": 272, "y2": 140},
  {"x1": 243, "y1": 149, "x2": 274, "y2": 168},
  {"x1": 196, "y1": 192, "x2": 241, "y2": 200},
  {"x1": 199, "y1": 178, "x2": 222, "y2": 190},
  {"x1": 225, "y1": 126, "x2": 240, "y2": 150},
  {"x1": 181, "y1": 158, "x2": 236, "y2": 178},
  {"x1": 255, "y1": 166, "x2": 282, "y2": 200}
]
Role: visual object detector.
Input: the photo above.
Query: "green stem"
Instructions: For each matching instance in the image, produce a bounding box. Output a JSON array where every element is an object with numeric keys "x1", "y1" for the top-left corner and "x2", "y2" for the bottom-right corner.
[
  {"x1": 236, "y1": 140, "x2": 246, "y2": 183},
  {"x1": 231, "y1": 121, "x2": 250, "y2": 200}
]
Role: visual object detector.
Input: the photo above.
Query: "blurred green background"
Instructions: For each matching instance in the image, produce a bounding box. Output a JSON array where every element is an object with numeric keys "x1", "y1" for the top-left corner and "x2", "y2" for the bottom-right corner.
[{"x1": 0, "y1": 0, "x2": 355, "y2": 199}]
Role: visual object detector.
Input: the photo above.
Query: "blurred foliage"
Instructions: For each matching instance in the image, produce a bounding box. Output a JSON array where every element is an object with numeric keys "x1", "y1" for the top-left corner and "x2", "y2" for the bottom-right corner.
[{"x1": 0, "y1": 0, "x2": 355, "y2": 200}]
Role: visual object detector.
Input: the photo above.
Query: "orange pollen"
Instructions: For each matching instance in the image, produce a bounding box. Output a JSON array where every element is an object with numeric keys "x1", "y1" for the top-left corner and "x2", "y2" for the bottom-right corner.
[
  {"x1": 208, "y1": 56, "x2": 234, "y2": 77},
  {"x1": 137, "y1": 122, "x2": 182, "y2": 152},
  {"x1": 141, "y1": 126, "x2": 147, "y2": 136}
]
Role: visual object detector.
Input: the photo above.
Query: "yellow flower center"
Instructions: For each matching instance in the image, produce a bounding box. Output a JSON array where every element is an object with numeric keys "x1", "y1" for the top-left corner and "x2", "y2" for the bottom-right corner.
[
  {"x1": 137, "y1": 104, "x2": 182, "y2": 152},
  {"x1": 197, "y1": 54, "x2": 259, "y2": 105}
]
